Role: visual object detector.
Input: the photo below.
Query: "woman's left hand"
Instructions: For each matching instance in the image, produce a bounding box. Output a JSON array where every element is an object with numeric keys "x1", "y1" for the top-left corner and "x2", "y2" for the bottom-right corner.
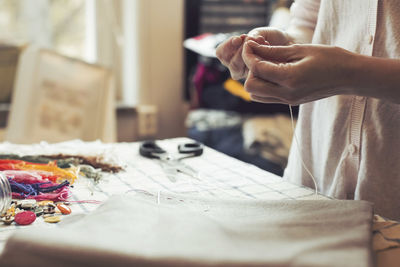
[{"x1": 242, "y1": 40, "x2": 357, "y2": 105}]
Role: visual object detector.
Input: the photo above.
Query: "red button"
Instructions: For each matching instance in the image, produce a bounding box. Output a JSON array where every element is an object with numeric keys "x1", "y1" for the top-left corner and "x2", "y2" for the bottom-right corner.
[{"x1": 14, "y1": 211, "x2": 36, "y2": 225}]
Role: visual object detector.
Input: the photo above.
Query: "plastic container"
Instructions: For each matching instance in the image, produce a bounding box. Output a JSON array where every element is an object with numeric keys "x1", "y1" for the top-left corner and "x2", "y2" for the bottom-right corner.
[{"x1": 0, "y1": 173, "x2": 12, "y2": 214}]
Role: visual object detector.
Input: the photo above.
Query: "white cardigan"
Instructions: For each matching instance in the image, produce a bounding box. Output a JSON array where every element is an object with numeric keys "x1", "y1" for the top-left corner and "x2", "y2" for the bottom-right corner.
[{"x1": 284, "y1": 0, "x2": 400, "y2": 220}]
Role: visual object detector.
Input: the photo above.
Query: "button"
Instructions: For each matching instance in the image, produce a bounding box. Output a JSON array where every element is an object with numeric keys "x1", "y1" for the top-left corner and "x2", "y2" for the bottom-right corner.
[
  {"x1": 368, "y1": 35, "x2": 374, "y2": 45},
  {"x1": 355, "y1": 96, "x2": 365, "y2": 101},
  {"x1": 2, "y1": 215, "x2": 14, "y2": 225},
  {"x1": 56, "y1": 204, "x2": 71, "y2": 215},
  {"x1": 20, "y1": 199, "x2": 36, "y2": 209},
  {"x1": 348, "y1": 144, "x2": 357, "y2": 154},
  {"x1": 14, "y1": 211, "x2": 36, "y2": 225},
  {"x1": 44, "y1": 216, "x2": 61, "y2": 223}
]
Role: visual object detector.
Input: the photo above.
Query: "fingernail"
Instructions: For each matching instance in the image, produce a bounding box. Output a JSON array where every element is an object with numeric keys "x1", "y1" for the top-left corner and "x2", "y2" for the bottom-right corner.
[
  {"x1": 232, "y1": 36, "x2": 243, "y2": 47},
  {"x1": 246, "y1": 40, "x2": 259, "y2": 47},
  {"x1": 255, "y1": 36, "x2": 265, "y2": 44}
]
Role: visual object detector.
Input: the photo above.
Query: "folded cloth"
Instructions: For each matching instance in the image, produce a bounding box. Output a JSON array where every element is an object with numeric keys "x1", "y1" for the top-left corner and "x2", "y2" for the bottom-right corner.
[{"x1": 0, "y1": 192, "x2": 373, "y2": 267}]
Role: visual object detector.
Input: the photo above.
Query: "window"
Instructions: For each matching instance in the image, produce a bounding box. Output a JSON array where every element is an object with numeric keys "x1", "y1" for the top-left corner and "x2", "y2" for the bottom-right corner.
[
  {"x1": 0, "y1": 0, "x2": 96, "y2": 62},
  {"x1": 0, "y1": 0, "x2": 186, "y2": 110}
]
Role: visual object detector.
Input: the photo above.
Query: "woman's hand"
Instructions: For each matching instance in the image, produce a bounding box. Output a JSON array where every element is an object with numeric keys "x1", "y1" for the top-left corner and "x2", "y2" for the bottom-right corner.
[
  {"x1": 242, "y1": 40, "x2": 356, "y2": 105},
  {"x1": 215, "y1": 27, "x2": 293, "y2": 80}
]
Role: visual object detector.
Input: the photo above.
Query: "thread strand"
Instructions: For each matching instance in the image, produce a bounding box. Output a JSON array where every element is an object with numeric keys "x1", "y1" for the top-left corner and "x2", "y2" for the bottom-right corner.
[{"x1": 289, "y1": 105, "x2": 318, "y2": 195}]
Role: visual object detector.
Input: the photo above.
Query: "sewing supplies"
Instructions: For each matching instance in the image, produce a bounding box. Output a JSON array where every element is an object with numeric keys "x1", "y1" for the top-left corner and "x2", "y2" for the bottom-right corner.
[
  {"x1": 44, "y1": 216, "x2": 61, "y2": 223},
  {"x1": 0, "y1": 153, "x2": 111, "y2": 226},
  {"x1": 0, "y1": 199, "x2": 73, "y2": 225},
  {"x1": 0, "y1": 154, "x2": 112, "y2": 201},
  {"x1": 2, "y1": 215, "x2": 13, "y2": 225},
  {"x1": 56, "y1": 203, "x2": 71, "y2": 215},
  {"x1": 38, "y1": 200, "x2": 54, "y2": 206},
  {"x1": 65, "y1": 200, "x2": 102, "y2": 205},
  {"x1": 8, "y1": 178, "x2": 71, "y2": 201},
  {"x1": 139, "y1": 140, "x2": 204, "y2": 182},
  {"x1": 20, "y1": 199, "x2": 36, "y2": 209},
  {"x1": 0, "y1": 160, "x2": 77, "y2": 184},
  {"x1": 0, "y1": 153, "x2": 123, "y2": 186},
  {"x1": 14, "y1": 211, "x2": 36, "y2": 225},
  {"x1": 34, "y1": 207, "x2": 44, "y2": 217},
  {"x1": 0, "y1": 154, "x2": 123, "y2": 174},
  {"x1": 2, "y1": 170, "x2": 59, "y2": 185}
]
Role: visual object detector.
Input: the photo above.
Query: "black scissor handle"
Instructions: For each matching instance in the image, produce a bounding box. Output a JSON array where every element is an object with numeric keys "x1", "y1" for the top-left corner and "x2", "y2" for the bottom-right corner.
[
  {"x1": 178, "y1": 142, "x2": 203, "y2": 156},
  {"x1": 140, "y1": 141, "x2": 166, "y2": 159}
]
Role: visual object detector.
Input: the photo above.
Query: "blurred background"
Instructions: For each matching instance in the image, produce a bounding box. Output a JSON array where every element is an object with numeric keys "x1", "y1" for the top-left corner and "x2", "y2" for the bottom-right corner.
[{"x1": 0, "y1": 0, "x2": 294, "y2": 176}]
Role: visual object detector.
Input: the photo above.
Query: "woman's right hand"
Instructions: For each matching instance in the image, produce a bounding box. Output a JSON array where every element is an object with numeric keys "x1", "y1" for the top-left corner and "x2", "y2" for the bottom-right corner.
[{"x1": 216, "y1": 27, "x2": 293, "y2": 80}]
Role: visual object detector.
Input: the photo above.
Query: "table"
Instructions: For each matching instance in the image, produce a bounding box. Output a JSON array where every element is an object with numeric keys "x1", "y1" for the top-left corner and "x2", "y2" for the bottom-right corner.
[{"x1": 0, "y1": 138, "x2": 398, "y2": 266}]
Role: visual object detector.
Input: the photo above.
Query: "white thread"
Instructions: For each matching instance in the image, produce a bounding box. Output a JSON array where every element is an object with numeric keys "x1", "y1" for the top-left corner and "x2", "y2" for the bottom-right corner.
[{"x1": 289, "y1": 105, "x2": 319, "y2": 195}]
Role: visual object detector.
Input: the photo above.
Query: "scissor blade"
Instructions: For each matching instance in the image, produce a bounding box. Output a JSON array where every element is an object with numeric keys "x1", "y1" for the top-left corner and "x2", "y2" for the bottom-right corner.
[
  {"x1": 161, "y1": 160, "x2": 200, "y2": 181},
  {"x1": 175, "y1": 164, "x2": 201, "y2": 180},
  {"x1": 165, "y1": 172, "x2": 177, "y2": 183},
  {"x1": 160, "y1": 162, "x2": 177, "y2": 182}
]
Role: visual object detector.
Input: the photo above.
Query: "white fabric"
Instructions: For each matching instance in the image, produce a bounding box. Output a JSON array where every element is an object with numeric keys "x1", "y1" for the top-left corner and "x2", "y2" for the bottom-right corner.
[
  {"x1": 0, "y1": 139, "x2": 332, "y2": 255},
  {"x1": 0, "y1": 192, "x2": 373, "y2": 267},
  {"x1": 284, "y1": 0, "x2": 400, "y2": 220}
]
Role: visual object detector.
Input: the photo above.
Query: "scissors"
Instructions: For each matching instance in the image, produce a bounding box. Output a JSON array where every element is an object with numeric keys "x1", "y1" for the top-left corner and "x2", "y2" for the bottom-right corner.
[{"x1": 139, "y1": 140, "x2": 204, "y2": 182}]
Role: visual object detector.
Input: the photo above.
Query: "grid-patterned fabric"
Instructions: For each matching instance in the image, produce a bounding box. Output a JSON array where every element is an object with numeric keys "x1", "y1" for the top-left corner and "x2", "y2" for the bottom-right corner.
[
  {"x1": 0, "y1": 138, "x2": 325, "y2": 251},
  {"x1": 0, "y1": 138, "x2": 398, "y2": 266}
]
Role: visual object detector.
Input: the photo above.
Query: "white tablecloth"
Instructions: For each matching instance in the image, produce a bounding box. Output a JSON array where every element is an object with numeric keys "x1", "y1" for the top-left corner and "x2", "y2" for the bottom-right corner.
[{"x1": 0, "y1": 138, "x2": 397, "y2": 267}]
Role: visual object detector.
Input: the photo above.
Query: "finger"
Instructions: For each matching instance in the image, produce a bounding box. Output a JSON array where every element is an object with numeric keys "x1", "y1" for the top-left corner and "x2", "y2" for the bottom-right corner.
[
  {"x1": 246, "y1": 74, "x2": 301, "y2": 105},
  {"x1": 246, "y1": 35, "x2": 268, "y2": 46},
  {"x1": 250, "y1": 95, "x2": 286, "y2": 104},
  {"x1": 242, "y1": 43, "x2": 293, "y2": 84},
  {"x1": 242, "y1": 41, "x2": 260, "y2": 69},
  {"x1": 247, "y1": 29, "x2": 274, "y2": 45},
  {"x1": 244, "y1": 72, "x2": 285, "y2": 98},
  {"x1": 247, "y1": 40, "x2": 301, "y2": 62},
  {"x1": 216, "y1": 36, "x2": 244, "y2": 66},
  {"x1": 255, "y1": 35, "x2": 266, "y2": 44},
  {"x1": 248, "y1": 28, "x2": 264, "y2": 38},
  {"x1": 229, "y1": 45, "x2": 247, "y2": 80},
  {"x1": 231, "y1": 35, "x2": 244, "y2": 47}
]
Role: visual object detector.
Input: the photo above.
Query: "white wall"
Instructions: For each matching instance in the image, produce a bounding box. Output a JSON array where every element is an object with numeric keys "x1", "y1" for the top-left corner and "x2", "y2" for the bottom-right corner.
[{"x1": 135, "y1": 0, "x2": 186, "y2": 139}]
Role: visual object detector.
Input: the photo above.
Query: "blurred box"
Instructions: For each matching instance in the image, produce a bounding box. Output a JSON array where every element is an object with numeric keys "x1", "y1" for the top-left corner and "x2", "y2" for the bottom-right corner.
[{"x1": 0, "y1": 43, "x2": 26, "y2": 103}]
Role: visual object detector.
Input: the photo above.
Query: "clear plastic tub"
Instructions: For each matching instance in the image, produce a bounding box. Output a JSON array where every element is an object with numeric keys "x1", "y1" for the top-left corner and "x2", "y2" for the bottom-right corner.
[{"x1": 0, "y1": 173, "x2": 11, "y2": 214}]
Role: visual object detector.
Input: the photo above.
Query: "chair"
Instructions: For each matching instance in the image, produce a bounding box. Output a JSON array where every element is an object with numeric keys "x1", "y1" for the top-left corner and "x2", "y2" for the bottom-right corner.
[{"x1": 5, "y1": 46, "x2": 116, "y2": 144}]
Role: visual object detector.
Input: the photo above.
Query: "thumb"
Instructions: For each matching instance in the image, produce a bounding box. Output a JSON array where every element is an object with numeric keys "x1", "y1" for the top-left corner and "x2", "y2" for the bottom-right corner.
[{"x1": 245, "y1": 41, "x2": 301, "y2": 62}]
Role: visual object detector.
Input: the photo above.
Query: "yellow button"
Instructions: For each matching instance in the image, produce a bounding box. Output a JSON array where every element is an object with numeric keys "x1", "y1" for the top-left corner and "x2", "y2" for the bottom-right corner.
[{"x1": 44, "y1": 216, "x2": 61, "y2": 223}]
